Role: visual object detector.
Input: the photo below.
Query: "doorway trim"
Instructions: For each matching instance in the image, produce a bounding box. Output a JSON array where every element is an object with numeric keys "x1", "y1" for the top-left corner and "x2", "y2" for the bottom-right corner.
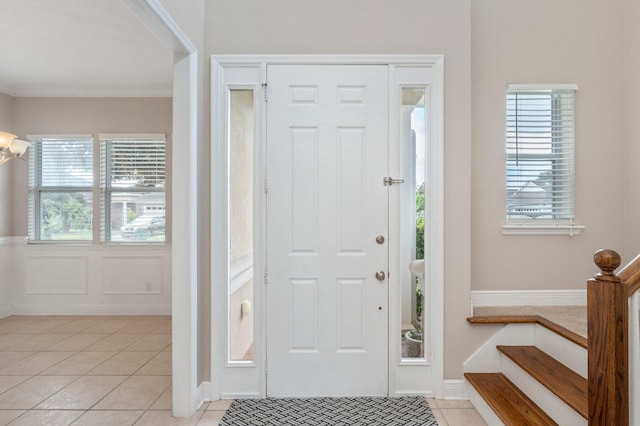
[
  {"x1": 122, "y1": 0, "x2": 199, "y2": 417},
  {"x1": 211, "y1": 55, "x2": 444, "y2": 399}
]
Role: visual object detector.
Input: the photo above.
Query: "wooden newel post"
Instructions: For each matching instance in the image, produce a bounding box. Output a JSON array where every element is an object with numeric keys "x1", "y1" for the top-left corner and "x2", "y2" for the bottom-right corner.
[{"x1": 588, "y1": 249, "x2": 629, "y2": 425}]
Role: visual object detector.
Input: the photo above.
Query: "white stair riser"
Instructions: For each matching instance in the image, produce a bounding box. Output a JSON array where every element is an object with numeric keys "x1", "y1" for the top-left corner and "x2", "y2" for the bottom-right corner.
[
  {"x1": 501, "y1": 354, "x2": 587, "y2": 426},
  {"x1": 465, "y1": 322, "x2": 588, "y2": 425},
  {"x1": 533, "y1": 325, "x2": 587, "y2": 378},
  {"x1": 463, "y1": 323, "x2": 586, "y2": 377},
  {"x1": 465, "y1": 381, "x2": 505, "y2": 426},
  {"x1": 463, "y1": 323, "x2": 536, "y2": 373}
]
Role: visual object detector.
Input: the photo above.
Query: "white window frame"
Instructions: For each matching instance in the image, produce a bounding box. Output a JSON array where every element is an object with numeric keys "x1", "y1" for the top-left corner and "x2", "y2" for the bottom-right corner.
[
  {"x1": 27, "y1": 133, "x2": 168, "y2": 244},
  {"x1": 27, "y1": 134, "x2": 95, "y2": 243},
  {"x1": 502, "y1": 84, "x2": 585, "y2": 236},
  {"x1": 99, "y1": 133, "x2": 167, "y2": 243}
]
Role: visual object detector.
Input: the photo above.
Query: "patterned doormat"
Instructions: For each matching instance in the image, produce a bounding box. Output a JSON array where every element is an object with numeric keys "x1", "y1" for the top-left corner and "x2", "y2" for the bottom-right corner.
[{"x1": 220, "y1": 396, "x2": 439, "y2": 425}]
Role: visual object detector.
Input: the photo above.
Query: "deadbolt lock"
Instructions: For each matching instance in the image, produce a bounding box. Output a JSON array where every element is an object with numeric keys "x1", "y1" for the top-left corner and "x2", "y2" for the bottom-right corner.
[
  {"x1": 383, "y1": 177, "x2": 405, "y2": 186},
  {"x1": 375, "y1": 271, "x2": 386, "y2": 281},
  {"x1": 376, "y1": 235, "x2": 385, "y2": 244}
]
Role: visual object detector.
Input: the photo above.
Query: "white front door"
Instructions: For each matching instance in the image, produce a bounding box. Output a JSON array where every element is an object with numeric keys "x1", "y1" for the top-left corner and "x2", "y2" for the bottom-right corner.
[{"x1": 266, "y1": 65, "x2": 389, "y2": 397}]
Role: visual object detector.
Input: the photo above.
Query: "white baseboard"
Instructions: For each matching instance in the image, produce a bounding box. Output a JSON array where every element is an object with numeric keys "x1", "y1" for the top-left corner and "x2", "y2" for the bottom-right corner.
[
  {"x1": 471, "y1": 290, "x2": 586, "y2": 308},
  {"x1": 442, "y1": 379, "x2": 467, "y2": 400},
  {"x1": 11, "y1": 305, "x2": 171, "y2": 316},
  {"x1": 0, "y1": 306, "x2": 13, "y2": 319},
  {"x1": 196, "y1": 381, "x2": 211, "y2": 409}
]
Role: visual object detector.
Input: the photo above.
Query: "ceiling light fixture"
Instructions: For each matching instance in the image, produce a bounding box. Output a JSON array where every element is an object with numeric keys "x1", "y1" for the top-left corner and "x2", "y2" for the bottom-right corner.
[{"x1": 0, "y1": 131, "x2": 31, "y2": 165}]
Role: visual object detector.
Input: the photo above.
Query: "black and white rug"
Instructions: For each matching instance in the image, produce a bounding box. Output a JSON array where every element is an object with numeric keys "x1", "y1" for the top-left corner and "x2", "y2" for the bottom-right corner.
[{"x1": 220, "y1": 396, "x2": 439, "y2": 425}]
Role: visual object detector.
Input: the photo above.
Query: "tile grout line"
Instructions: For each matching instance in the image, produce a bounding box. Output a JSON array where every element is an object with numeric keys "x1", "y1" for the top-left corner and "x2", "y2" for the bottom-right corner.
[{"x1": 0, "y1": 316, "x2": 172, "y2": 426}]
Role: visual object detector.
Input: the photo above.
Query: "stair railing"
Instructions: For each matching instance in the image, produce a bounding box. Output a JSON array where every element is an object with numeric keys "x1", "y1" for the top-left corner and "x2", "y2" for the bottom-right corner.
[{"x1": 588, "y1": 249, "x2": 640, "y2": 425}]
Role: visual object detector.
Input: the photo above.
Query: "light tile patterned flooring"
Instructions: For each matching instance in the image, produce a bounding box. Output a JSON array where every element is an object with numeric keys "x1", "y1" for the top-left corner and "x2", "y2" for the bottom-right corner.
[{"x1": 0, "y1": 315, "x2": 485, "y2": 426}]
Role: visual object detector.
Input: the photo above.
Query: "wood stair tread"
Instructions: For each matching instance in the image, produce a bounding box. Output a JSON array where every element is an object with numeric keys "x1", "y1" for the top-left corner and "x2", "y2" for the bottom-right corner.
[
  {"x1": 465, "y1": 372, "x2": 558, "y2": 426},
  {"x1": 497, "y1": 345, "x2": 588, "y2": 419},
  {"x1": 467, "y1": 315, "x2": 588, "y2": 349}
]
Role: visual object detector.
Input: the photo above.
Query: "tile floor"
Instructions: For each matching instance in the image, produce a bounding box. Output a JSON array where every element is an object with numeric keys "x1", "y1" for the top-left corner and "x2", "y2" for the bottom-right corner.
[{"x1": 0, "y1": 315, "x2": 485, "y2": 426}]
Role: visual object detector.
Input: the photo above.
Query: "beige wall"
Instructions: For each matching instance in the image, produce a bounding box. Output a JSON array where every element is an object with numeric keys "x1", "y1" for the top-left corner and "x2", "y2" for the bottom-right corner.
[
  {"x1": 205, "y1": 0, "x2": 481, "y2": 380},
  {"x1": 0, "y1": 93, "x2": 15, "y2": 129},
  {"x1": 0, "y1": 93, "x2": 16, "y2": 237},
  {"x1": 471, "y1": 0, "x2": 627, "y2": 293},
  {"x1": 11, "y1": 97, "x2": 172, "y2": 236},
  {"x1": 624, "y1": 0, "x2": 640, "y2": 258}
]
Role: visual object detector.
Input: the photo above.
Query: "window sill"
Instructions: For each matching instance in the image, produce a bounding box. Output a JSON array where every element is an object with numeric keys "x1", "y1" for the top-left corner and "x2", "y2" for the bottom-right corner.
[
  {"x1": 502, "y1": 223, "x2": 585, "y2": 236},
  {"x1": 27, "y1": 240, "x2": 168, "y2": 245},
  {"x1": 26, "y1": 241, "x2": 170, "y2": 249}
]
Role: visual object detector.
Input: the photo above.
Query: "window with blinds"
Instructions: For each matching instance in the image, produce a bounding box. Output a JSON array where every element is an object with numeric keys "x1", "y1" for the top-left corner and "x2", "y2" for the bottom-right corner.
[
  {"x1": 28, "y1": 136, "x2": 94, "y2": 241},
  {"x1": 28, "y1": 134, "x2": 167, "y2": 243},
  {"x1": 505, "y1": 85, "x2": 577, "y2": 224},
  {"x1": 100, "y1": 134, "x2": 166, "y2": 242}
]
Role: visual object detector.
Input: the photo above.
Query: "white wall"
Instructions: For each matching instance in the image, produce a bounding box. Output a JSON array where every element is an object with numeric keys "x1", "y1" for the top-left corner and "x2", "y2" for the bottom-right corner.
[{"x1": 471, "y1": 0, "x2": 627, "y2": 288}]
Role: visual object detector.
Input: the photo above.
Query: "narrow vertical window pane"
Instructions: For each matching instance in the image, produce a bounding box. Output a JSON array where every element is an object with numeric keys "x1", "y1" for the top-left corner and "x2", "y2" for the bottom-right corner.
[
  {"x1": 100, "y1": 137, "x2": 166, "y2": 242},
  {"x1": 401, "y1": 88, "x2": 427, "y2": 360},
  {"x1": 29, "y1": 137, "x2": 94, "y2": 241},
  {"x1": 229, "y1": 90, "x2": 255, "y2": 362}
]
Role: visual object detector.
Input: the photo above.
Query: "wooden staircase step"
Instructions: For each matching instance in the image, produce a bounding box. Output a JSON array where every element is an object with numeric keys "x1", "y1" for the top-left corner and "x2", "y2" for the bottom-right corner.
[
  {"x1": 467, "y1": 315, "x2": 587, "y2": 349},
  {"x1": 497, "y1": 345, "x2": 588, "y2": 419},
  {"x1": 465, "y1": 372, "x2": 558, "y2": 426}
]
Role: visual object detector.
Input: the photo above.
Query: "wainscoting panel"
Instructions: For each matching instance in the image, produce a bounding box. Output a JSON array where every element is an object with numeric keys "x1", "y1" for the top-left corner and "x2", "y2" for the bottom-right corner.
[
  {"x1": 102, "y1": 256, "x2": 164, "y2": 295},
  {"x1": 27, "y1": 256, "x2": 89, "y2": 295},
  {"x1": 8, "y1": 239, "x2": 171, "y2": 315},
  {"x1": 0, "y1": 237, "x2": 24, "y2": 318}
]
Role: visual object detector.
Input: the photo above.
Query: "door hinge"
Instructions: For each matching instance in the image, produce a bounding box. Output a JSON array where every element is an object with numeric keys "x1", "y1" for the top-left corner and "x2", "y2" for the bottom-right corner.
[
  {"x1": 264, "y1": 270, "x2": 268, "y2": 285},
  {"x1": 383, "y1": 176, "x2": 405, "y2": 186},
  {"x1": 262, "y1": 82, "x2": 268, "y2": 102},
  {"x1": 264, "y1": 179, "x2": 268, "y2": 194},
  {"x1": 265, "y1": 358, "x2": 268, "y2": 375}
]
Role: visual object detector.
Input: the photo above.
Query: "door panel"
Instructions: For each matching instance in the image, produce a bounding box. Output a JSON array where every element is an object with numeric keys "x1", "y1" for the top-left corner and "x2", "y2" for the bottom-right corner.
[{"x1": 266, "y1": 65, "x2": 389, "y2": 396}]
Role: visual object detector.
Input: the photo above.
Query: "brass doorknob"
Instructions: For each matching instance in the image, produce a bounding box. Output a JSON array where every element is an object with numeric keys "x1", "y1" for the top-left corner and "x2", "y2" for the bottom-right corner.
[{"x1": 375, "y1": 271, "x2": 386, "y2": 281}]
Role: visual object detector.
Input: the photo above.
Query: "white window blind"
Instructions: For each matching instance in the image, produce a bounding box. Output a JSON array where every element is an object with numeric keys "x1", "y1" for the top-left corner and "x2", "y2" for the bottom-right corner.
[
  {"x1": 28, "y1": 136, "x2": 94, "y2": 241},
  {"x1": 506, "y1": 86, "x2": 576, "y2": 224},
  {"x1": 100, "y1": 135, "x2": 166, "y2": 242}
]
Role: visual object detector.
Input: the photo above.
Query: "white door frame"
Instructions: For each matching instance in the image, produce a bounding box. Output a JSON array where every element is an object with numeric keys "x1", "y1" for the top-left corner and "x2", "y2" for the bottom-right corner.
[{"x1": 211, "y1": 55, "x2": 444, "y2": 399}]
